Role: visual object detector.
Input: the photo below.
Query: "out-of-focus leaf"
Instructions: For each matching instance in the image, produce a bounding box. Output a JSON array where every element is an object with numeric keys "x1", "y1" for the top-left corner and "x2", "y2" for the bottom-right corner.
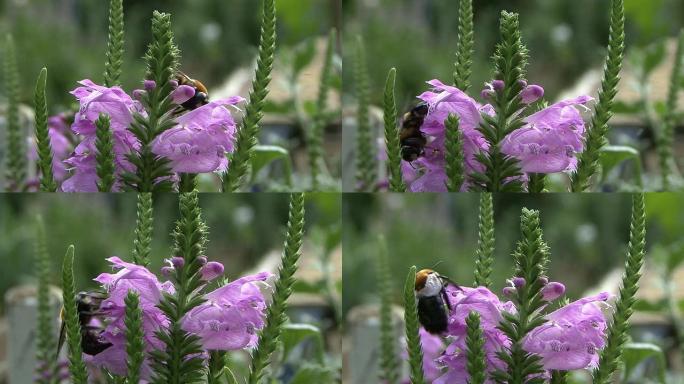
[
  {"x1": 612, "y1": 100, "x2": 643, "y2": 115},
  {"x1": 292, "y1": 280, "x2": 324, "y2": 294},
  {"x1": 250, "y1": 145, "x2": 293, "y2": 186},
  {"x1": 289, "y1": 364, "x2": 336, "y2": 384},
  {"x1": 263, "y1": 100, "x2": 295, "y2": 115},
  {"x1": 633, "y1": 298, "x2": 668, "y2": 313},
  {"x1": 292, "y1": 39, "x2": 316, "y2": 77},
  {"x1": 642, "y1": 41, "x2": 666, "y2": 77},
  {"x1": 622, "y1": 342, "x2": 666, "y2": 384},
  {"x1": 600, "y1": 145, "x2": 643, "y2": 187},
  {"x1": 281, "y1": 323, "x2": 323, "y2": 361},
  {"x1": 666, "y1": 241, "x2": 684, "y2": 275}
]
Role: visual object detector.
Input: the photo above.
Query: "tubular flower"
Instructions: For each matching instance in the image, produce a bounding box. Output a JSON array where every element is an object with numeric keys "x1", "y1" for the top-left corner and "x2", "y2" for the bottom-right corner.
[
  {"x1": 400, "y1": 80, "x2": 489, "y2": 192},
  {"x1": 521, "y1": 292, "x2": 612, "y2": 370},
  {"x1": 90, "y1": 257, "x2": 175, "y2": 378},
  {"x1": 61, "y1": 79, "x2": 245, "y2": 191},
  {"x1": 401, "y1": 79, "x2": 592, "y2": 192},
  {"x1": 89, "y1": 257, "x2": 272, "y2": 379},
  {"x1": 400, "y1": 327, "x2": 446, "y2": 383},
  {"x1": 62, "y1": 80, "x2": 144, "y2": 192},
  {"x1": 181, "y1": 271, "x2": 273, "y2": 350},
  {"x1": 501, "y1": 96, "x2": 593, "y2": 174},
  {"x1": 150, "y1": 96, "x2": 244, "y2": 174},
  {"x1": 436, "y1": 286, "x2": 612, "y2": 382}
]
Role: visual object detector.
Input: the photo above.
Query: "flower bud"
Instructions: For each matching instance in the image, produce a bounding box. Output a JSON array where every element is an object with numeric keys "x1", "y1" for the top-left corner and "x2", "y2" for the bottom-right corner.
[
  {"x1": 521, "y1": 85, "x2": 544, "y2": 104},
  {"x1": 169, "y1": 79, "x2": 179, "y2": 88},
  {"x1": 538, "y1": 276, "x2": 549, "y2": 286},
  {"x1": 481, "y1": 89, "x2": 495, "y2": 100},
  {"x1": 502, "y1": 287, "x2": 516, "y2": 297},
  {"x1": 171, "y1": 85, "x2": 195, "y2": 105},
  {"x1": 171, "y1": 256, "x2": 185, "y2": 269},
  {"x1": 512, "y1": 277, "x2": 526, "y2": 288},
  {"x1": 200, "y1": 261, "x2": 225, "y2": 281},
  {"x1": 197, "y1": 256, "x2": 208, "y2": 266},
  {"x1": 541, "y1": 282, "x2": 566, "y2": 301},
  {"x1": 144, "y1": 80, "x2": 157, "y2": 91},
  {"x1": 492, "y1": 80, "x2": 505, "y2": 91},
  {"x1": 132, "y1": 89, "x2": 145, "y2": 100},
  {"x1": 160, "y1": 266, "x2": 174, "y2": 277}
]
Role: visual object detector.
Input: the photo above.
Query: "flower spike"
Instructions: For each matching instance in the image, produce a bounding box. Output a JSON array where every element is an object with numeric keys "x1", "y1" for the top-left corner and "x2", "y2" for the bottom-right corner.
[{"x1": 383, "y1": 68, "x2": 405, "y2": 192}]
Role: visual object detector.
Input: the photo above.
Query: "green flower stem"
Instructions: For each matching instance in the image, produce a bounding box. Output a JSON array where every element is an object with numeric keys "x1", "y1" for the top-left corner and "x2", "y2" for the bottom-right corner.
[
  {"x1": 494, "y1": 208, "x2": 550, "y2": 383},
  {"x1": 473, "y1": 193, "x2": 494, "y2": 288},
  {"x1": 35, "y1": 216, "x2": 55, "y2": 384},
  {"x1": 223, "y1": 0, "x2": 276, "y2": 192},
  {"x1": 445, "y1": 114, "x2": 465, "y2": 192},
  {"x1": 3, "y1": 35, "x2": 26, "y2": 191},
  {"x1": 248, "y1": 193, "x2": 305, "y2": 384},
  {"x1": 354, "y1": 36, "x2": 376, "y2": 191},
  {"x1": 208, "y1": 351, "x2": 228, "y2": 384},
  {"x1": 403, "y1": 266, "x2": 425, "y2": 384},
  {"x1": 61, "y1": 245, "x2": 88, "y2": 384},
  {"x1": 571, "y1": 0, "x2": 624, "y2": 192},
  {"x1": 551, "y1": 371, "x2": 569, "y2": 384},
  {"x1": 527, "y1": 173, "x2": 546, "y2": 193},
  {"x1": 593, "y1": 194, "x2": 646, "y2": 384},
  {"x1": 376, "y1": 236, "x2": 399, "y2": 384},
  {"x1": 103, "y1": 0, "x2": 124, "y2": 87},
  {"x1": 151, "y1": 191, "x2": 207, "y2": 383},
  {"x1": 308, "y1": 28, "x2": 336, "y2": 191},
  {"x1": 34, "y1": 68, "x2": 57, "y2": 192},
  {"x1": 472, "y1": 11, "x2": 527, "y2": 192},
  {"x1": 658, "y1": 30, "x2": 684, "y2": 191},
  {"x1": 454, "y1": 0, "x2": 474, "y2": 91},
  {"x1": 122, "y1": 11, "x2": 179, "y2": 192},
  {"x1": 132, "y1": 193, "x2": 153, "y2": 267},
  {"x1": 124, "y1": 291, "x2": 144, "y2": 384},
  {"x1": 95, "y1": 114, "x2": 116, "y2": 192},
  {"x1": 178, "y1": 173, "x2": 198, "y2": 192},
  {"x1": 465, "y1": 312, "x2": 487, "y2": 384},
  {"x1": 383, "y1": 68, "x2": 405, "y2": 192}
]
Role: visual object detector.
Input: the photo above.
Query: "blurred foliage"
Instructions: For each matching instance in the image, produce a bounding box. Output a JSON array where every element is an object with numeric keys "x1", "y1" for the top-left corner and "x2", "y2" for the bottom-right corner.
[
  {"x1": 0, "y1": 193, "x2": 340, "y2": 313},
  {"x1": 342, "y1": 0, "x2": 684, "y2": 106},
  {"x1": 0, "y1": 0, "x2": 339, "y2": 111}
]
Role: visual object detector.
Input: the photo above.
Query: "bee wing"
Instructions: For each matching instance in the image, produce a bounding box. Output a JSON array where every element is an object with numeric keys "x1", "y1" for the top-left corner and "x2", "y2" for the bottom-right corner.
[{"x1": 56, "y1": 318, "x2": 66, "y2": 358}]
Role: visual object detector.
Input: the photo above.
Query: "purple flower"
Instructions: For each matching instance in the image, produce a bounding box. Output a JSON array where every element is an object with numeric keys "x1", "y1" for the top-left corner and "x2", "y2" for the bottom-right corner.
[
  {"x1": 437, "y1": 285, "x2": 612, "y2": 381},
  {"x1": 90, "y1": 257, "x2": 175, "y2": 378},
  {"x1": 181, "y1": 272, "x2": 273, "y2": 350},
  {"x1": 62, "y1": 80, "x2": 144, "y2": 192},
  {"x1": 200, "y1": 261, "x2": 224, "y2": 281},
  {"x1": 150, "y1": 97, "x2": 244, "y2": 174},
  {"x1": 29, "y1": 114, "x2": 72, "y2": 183},
  {"x1": 401, "y1": 328, "x2": 445, "y2": 383},
  {"x1": 522, "y1": 292, "x2": 612, "y2": 370},
  {"x1": 501, "y1": 96, "x2": 593, "y2": 173},
  {"x1": 520, "y1": 85, "x2": 544, "y2": 104},
  {"x1": 400, "y1": 80, "x2": 489, "y2": 192},
  {"x1": 541, "y1": 282, "x2": 566, "y2": 301}
]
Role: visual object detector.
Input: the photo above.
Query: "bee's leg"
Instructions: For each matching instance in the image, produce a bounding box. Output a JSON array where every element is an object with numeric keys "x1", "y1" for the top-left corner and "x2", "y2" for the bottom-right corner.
[{"x1": 442, "y1": 288, "x2": 452, "y2": 312}]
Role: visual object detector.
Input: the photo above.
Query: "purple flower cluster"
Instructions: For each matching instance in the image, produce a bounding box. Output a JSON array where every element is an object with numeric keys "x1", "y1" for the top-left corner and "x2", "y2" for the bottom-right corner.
[
  {"x1": 400, "y1": 79, "x2": 592, "y2": 192},
  {"x1": 429, "y1": 285, "x2": 612, "y2": 383},
  {"x1": 61, "y1": 79, "x2": 243, "y2": 192},
  {"x1": 88, "y1": 257, "x2": 272, "y2": 379}
]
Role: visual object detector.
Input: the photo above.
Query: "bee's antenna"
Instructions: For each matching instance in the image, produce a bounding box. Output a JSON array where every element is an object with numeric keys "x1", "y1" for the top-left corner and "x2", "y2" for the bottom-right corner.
[{"x1": 431, "y1": 260, "x2": 444, "y2": 270}]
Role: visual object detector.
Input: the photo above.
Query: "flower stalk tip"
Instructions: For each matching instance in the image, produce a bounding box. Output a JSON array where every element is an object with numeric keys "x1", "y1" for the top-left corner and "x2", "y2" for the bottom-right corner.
[
  {"x1": 223, "y1": 0, "x2": 277, "y2": 192},
  {"x1": 453, "y1": 0, "x2": 474, "y2": 91},
  {"x1": 383, "y1": 67, "x2": 405, "y2": 192},
  {"x1": 354, "y1": 36, "x2": 376, "y2": 191},
  {"x1": 103, "y1": 0, "x2": 124, "y2": 87},
  {"x1": 61, "y1": 245, "x2": 89, "y2": 384},
  {"x1": 403, "y1": 266, "x2": 426, "y2": 384},
  {"x1": 34, "y1": 67, "x2": 58, "y2": 192},
  {"x1": 376, "y1": 236, "x2": 400, "y2": 383},
  {"x1": 3, "y1": 34, "x2": 27, "y2": 191}
]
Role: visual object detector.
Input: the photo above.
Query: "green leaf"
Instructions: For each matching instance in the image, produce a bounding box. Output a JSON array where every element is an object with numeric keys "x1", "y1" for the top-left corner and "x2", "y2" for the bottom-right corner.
[
  {"x1": 292, "y1": 39, "x2": 316, "y2": 77},
  {"x1": 599, "y1": 145, "x2": 642, "y2": 187},
  {"x1": 280, "y1": 323, "x2": 323, "y2": 362},
  {"x1": 250, "y1": 145, "x2": 293, "y2": 186},
  {"x1": 622, "y1": 343, "x2": 666, "y2": 384},
  {"x1": 289, "y1": 364, "x2": 336, "y2": 384},
  {"x1": 641, "y1": 41, "x2": 666, "y2": 78},
  {"x1": 633, "y1": 298, "x2": 667, "y2": 313}
]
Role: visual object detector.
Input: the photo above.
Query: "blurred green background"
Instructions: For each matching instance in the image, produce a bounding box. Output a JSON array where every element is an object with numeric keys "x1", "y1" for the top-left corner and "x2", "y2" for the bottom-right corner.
[
  {"x1": 342, "y1": 0, "x2": 684, "y2": 104},
  {"x1": 342, "y1": 193, "x2": 683, "y2": 311},
  {"x1": 0, "y1": 0, "x2": 341, "y2": 112},
  {"x1": 0, "y1": 192, "x2": 341, "y2": 313}
]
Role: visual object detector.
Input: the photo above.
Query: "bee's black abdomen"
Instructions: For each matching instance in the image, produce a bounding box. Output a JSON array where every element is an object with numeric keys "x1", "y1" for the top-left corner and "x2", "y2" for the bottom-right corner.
[
  {"x1": 417, "y1": 295, "x2": 449, "y2": 334},
  {"x1": 181, "y1": 92, "x2": 209, "y2": 111},
  {"x1": 81, "y1": 328, "x2": 112, "y2": 356}
]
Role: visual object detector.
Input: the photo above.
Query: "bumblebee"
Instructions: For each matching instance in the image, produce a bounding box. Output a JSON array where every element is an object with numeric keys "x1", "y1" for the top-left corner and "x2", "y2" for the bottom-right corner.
[
  {"x1": 175, "y1": 71, "x2": 209, "y2": 111},
  {"x1": 399, "y1": 102, "x2": 429, "y2": 162},
  {"x1": 57, "y1": 291, "x2": 112, "y2": 357},
  {"x1": 415, "y1": 269, "x2": 459, "y2": 334}
]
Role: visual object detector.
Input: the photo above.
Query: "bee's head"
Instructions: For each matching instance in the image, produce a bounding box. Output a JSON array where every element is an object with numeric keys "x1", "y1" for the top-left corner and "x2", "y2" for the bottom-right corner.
[
  {"x1": 415, "y1": 269, "x2": 443, "y2": 298},
  {"x1": 412, "y1": 102, "x2": 429, "y2": 117}
]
